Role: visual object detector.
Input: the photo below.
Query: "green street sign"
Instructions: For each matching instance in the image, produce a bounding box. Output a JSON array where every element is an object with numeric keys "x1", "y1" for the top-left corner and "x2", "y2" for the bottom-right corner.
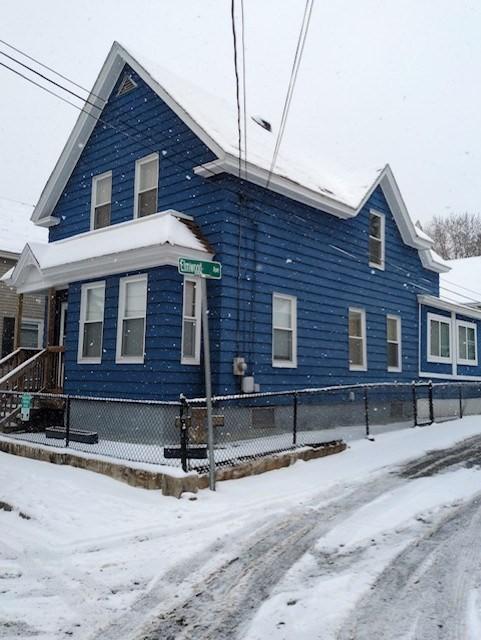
[{"x1": 178, "y1": 258, "x2": 222, "y2": 279}]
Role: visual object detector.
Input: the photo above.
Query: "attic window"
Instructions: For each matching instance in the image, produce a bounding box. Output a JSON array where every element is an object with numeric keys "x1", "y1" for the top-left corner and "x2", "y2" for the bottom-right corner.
[{"x1": 117, "y1": 74, "x2": 137, "y2": 97}]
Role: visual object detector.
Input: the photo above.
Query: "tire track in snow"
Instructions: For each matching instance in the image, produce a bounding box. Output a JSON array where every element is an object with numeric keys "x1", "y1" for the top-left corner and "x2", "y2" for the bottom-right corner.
[{"x1": 338, "y1": 495, "x2": 481, "y2": 640}]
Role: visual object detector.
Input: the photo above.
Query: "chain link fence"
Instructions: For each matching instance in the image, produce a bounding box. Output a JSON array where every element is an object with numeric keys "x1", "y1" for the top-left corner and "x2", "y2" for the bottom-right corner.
[{"x1": 1, "y1": 381, "x2": 481, "y2": 474}]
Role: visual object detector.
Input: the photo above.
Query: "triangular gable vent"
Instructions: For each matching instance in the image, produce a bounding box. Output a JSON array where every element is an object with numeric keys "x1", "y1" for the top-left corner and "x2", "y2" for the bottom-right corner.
[{"x1": 117, "y1": 74, "x2": 137, "y2": 96}]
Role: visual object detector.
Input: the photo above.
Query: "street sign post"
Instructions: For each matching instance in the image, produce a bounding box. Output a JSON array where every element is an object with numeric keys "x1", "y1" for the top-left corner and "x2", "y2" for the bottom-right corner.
[{"x1": 178, "y1": 257, "x2": 222, "y2": 491}]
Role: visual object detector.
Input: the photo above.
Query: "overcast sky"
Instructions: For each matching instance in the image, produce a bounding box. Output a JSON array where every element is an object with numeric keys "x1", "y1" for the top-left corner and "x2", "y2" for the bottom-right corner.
[{"x1": 1, "y1": 0, "x2": 481, "y2": 224}]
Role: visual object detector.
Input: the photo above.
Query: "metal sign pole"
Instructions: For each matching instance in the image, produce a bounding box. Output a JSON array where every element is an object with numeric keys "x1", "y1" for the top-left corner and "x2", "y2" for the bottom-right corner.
[{"x1": 201, "y1": 276, "x2": 216, "y2": 491}]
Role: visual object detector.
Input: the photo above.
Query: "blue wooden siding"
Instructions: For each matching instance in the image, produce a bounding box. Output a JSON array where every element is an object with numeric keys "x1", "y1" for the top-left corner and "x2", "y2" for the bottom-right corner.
[
  {"x1": 212, "y1": 177, "x2": 439, "y2": 394},
  {"x1": 49, "y1": 65, "x2": 445, "y2": 399},
  {"x1": 64, "y1": 267, "x2": 205, "y2": 399}
]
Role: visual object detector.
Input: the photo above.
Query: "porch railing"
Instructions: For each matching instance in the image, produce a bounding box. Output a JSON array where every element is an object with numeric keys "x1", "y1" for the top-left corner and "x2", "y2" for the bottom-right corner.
[
  {"x1": 0, "y1": 348, "x2": 39, "y2": 380},
  {"x1": 0, "y1": 347, "x2": 64, "y2": 393}
]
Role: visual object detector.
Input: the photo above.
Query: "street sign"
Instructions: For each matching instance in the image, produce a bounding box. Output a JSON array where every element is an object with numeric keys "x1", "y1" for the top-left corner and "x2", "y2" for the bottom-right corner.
[
  {"x1": 20, "y1": 393, "x2": 32, "y2": 422},
  {"x1": 178, "y1": 257, "x2": 222, "y2": 279}
]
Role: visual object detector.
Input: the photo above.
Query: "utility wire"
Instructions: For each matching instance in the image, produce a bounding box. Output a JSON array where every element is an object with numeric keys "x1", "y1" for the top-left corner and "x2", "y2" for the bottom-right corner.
[
  {"x1": 240, "y1": 0, "x2": 248, "y2": 179},
  {"x1": 0, "y1": 195, "x2": 35, "y2": 208},
  {"x1": 230, "y1": 0, "x2": 243, "y2": 179},
  {"x1": 0, "y1": 49, "x2": 103, "y2": 111},
  {"x1": 0, "y1": 37, "x2": 106, "y2": 102},
  {"x1": 266, "y1": 0, "x2": 314, "y2": 188}
]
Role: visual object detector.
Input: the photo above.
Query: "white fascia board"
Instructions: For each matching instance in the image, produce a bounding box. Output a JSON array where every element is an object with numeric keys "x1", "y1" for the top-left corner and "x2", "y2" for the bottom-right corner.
[
  {"x1": 31, "y1": 42, "x2": 224, "y2": 227},
  {"x1": 194, "y1": 156, "x2": 355, "y2": 219},
  {"x1": 35, "y1": 216, "x2": 61, "y2": 228},
  {"x1": 194, "y1": 160, "x2": 436, "y2": 254},
  {"x1": 418, "y1": 294, "x2": 481, "y2": 320},
  {"x1": 419, "y1": 371, "x2": 481, "y2": 382},
  {"x1": 0, "y1": 249, "x2": 19, "y2": 261},
  {"x1": 419, "y1": 249, "x2": 451, "y2": 273},
  {"x1": 14, "y1": 244, "x2": 213, "y2": 294}
]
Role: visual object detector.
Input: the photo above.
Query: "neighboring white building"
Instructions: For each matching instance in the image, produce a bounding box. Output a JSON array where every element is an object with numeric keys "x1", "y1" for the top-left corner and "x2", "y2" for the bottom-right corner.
[{"x1": 0, "y1": 198, "x2": 48, "y2": 356}]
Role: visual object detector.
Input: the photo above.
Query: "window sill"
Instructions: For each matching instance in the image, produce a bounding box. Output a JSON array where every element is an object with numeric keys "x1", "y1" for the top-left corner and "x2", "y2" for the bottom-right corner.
[
  {"x1": 349, "y1": 365, "x2": 367, "y2": 372},
  {"x1": 427, "y1": 355, "x2": 452, "y2": 365},
  {"x1": 77, "y1": 358, "x2": 102, "y2": 365},
  {"x1": 369, "y1": 261, "x2": 385, "y2": 271},
  {"x1": 181, "y1": 357, "x2": 200, "y2": 366},
  {"x1": 457, "y1": 359, "x2": 478, "y2": 367},
  {"x1": 272, "y1": 360, "x2": 297, "y2": 369},
  {"x1": 388, "y1": 367, "x2": 402, "y2": 373},
  {"x1": 115, "y1": 356, "x2": 145, "y2": 365}
]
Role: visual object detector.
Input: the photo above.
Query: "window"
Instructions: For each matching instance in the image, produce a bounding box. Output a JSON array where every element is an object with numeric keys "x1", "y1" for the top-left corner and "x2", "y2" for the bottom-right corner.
[
  {"x1": 91, "y1": 171, "x2": 112, "y2": 230},
  {"x1": 349, "y1": 308, "x2": 367, "y2": 370},
  {"x1": 427, "y1": 313, "x2": 451, "y2": 363},
  {"x1": 369, "y1": 210, "x2": 385, "y2": 269},
  {"x1": 457, "y1": 320, "x2": 477, "y2": 365},
  {"x1": 116, "y1": 275, "x2": 148, "y2": 363},
  {"x1": 20, "y1": 319, "x2": 43, "y2": 349},
  {"x1": 272, "y1": 293, "x2": 297, "y2": 367},
  {"x1": 78, "y1": 282, "x2": 105, "y2": 363},
  {"x1": 387, "y1": 315, "x2": 402, "y2": 372},
  {"x1": 181, "y1": 278, "x2": 201, "y2": 364},
  {"x1": 134, "y1": 154, "x2": 159, "y2": 218}
]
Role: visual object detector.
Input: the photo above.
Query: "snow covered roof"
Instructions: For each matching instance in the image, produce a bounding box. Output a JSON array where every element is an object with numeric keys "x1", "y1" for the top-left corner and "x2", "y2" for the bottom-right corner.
[
  {"x1": 29, "y1": 42, "x2": 447, "y2": 273},
  {"x1": 4, "y1": 210, "x2": 213, "y2": 293},
  {"x1": 440, "y1": 256, "x2": 481, "y2": 305},
  {"x1": 0, "y1": 198, "x2": 47, "y2": 257}
]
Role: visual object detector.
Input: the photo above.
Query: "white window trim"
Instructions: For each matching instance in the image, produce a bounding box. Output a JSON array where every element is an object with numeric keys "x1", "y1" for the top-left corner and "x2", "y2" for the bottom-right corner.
[
  {"x1": 77, "y1": 281, "x2": 105, "y2": 364},
  {"x1": 181, "y1": 277, "x2": 202, "y2": 365},
  {"x1": 427, "y1": 312, "x2": 452, "y2": 364},
  {"x1": 387, "y1": 314, "x2": 402, "y2": 373},
  {"x1": 133, "y1": 153, "x2": 159, "y2": 219},
  {"x1": 90, "y1": 170, "x2": 112, "y2": 231},
  {"x1": 456, "y1": 319, "x2": 478, "y2": 366},
  {"x1": 349, "y1": 307, "x2": 367, "y2": 371},
  {"x1": 116, "y1": 274, "x2": 148, "y2": 364},
  {"x1": 368, "y1": 209, "x2": 385, "y2": 270},
  {"x1": 272, "y1": 293, "x2": 297, "y2": 368},
  {"x1": 20, "y1": 317, "x2": 44, "y2": 349}
]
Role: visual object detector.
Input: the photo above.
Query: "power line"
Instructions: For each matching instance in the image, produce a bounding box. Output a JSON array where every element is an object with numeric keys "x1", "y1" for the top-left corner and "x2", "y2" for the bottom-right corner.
[
  {"x1": 0, "y1": 49, "x2": 103, "y2": 111},
  {"x1": 0, "y1": 37, "x2": 106, "y2": 102},
  {"x1": 0, "y1": 195, "x2": 35, "y2": 208},
  {"x1": 230, "y1": 0, "x2": 243, "y2": 179},
  {"x1": 266, "y1": 0, "x2": 315, "y2": 188},
  {"x1": 240, "y1": 0, "x2": 248, "y2": 179}
]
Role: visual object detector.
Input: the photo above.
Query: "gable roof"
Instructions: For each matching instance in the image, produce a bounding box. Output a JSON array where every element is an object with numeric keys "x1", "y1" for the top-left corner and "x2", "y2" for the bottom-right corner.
[
  {"x1": 0, "y1": 198, "x2": 47, "y2": 258},
  {"x1": 30, "y1": 41, "x2": 447, "y2": 273}
]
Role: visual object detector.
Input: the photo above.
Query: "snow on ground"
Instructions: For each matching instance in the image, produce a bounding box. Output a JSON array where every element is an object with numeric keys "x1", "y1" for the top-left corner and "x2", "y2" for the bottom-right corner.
[{"x1": 2, "y1": 417, "x2": 481, "y2": 638}]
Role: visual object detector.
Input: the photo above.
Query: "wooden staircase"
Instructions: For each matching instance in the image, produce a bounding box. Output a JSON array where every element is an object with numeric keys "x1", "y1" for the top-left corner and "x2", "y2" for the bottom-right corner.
[{"x1": 0, "y1": 347, "x2": 64, "y2": 434}]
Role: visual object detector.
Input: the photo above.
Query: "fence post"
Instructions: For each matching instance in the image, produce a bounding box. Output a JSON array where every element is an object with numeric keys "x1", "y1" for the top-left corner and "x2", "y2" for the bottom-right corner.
[
  {"x1": 363, "y1": 386, "x2": 370, "y2": 438},
  {"x1": 293, "y1": 393, "x2": 298, "y2": 446},
  {"x1": 412, "y1": 382, "x2": 418, "y2": 427},
  {"x1": 65, "y1": 395, "x2": 71, "y2": 448},
  {"x1": 428, "y1": 381, "x2": 434, "y2": 424},
  {"x1": 459, "y1": 385, "x2": 463, "y2": 419}
]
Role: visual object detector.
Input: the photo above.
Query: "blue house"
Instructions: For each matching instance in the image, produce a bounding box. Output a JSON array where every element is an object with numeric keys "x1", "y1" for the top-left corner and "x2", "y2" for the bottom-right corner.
[{"x1": 4, "y1": 42, "x2": 481, "y2": 400}]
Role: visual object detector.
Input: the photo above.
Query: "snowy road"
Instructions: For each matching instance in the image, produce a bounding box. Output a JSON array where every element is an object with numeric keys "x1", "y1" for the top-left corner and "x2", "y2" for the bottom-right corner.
[{"x1": 2, "y1": 420, "x2": 481, "y2": 639}]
